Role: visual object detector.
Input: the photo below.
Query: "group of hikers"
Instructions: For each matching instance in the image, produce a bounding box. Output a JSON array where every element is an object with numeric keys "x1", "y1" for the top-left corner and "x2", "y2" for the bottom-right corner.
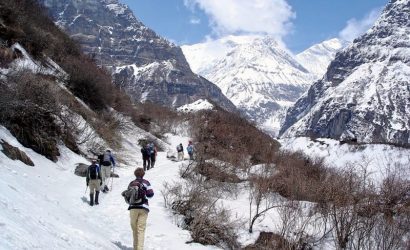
[
  {"x1": 176, "y1": 140, "x2": 195, "y2": 161},
  {"x1": 85, "y1": 149, "x2": 116, "y2": 206},
  {"x1": 84, "y1": 140, "x2": 194, "y2": 250},
  {"x1": 140, "y1": 141, "x2": 157, "y2": 171}
]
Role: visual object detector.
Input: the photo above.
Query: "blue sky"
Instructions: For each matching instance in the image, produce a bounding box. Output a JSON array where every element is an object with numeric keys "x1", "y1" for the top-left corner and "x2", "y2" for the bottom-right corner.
[{"x1": 120, "y1": 0, "x2": 387, "y2": 53}]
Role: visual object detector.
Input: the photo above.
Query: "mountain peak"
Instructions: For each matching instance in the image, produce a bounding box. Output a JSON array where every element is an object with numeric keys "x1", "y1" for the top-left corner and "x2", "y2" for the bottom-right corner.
[
  {"x1": 43, "y1": 0, "x2": 236, "y2": 111},
  {"x1": 296, "y1": 38, "x2": 348, "y2": 79}
]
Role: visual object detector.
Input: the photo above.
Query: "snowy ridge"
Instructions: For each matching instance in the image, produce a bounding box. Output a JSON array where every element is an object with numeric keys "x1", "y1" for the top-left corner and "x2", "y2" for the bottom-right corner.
[
  {"x1": 296, "y1": 38, "x2": 348, "y2": 79},
  {"x1": 280, "y1": 0, "x2": 410, "y2": 145}
]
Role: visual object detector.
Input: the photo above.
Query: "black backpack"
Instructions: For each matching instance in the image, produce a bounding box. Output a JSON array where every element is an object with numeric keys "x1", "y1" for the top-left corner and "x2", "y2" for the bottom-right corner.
[
  {"x1": 88, "y1": 165, "x2": 99, "y2": 180},
  {"x1": 121, "y1": 181, "x2": 146, "y2": 205}
]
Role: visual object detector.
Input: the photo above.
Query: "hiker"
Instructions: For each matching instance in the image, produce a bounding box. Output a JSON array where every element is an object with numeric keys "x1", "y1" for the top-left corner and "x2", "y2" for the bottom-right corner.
[
  {"x1": 141, "y1": 144, "x2": 151, "y2": 171},
  {"x1": 176, "y1": 143, "x2": 184, "y2": 161},
  {"x1": 86, "y1": 159, "x2": 102, "y2": 206},
  {"x1": 187, "y1": 141, "x2": 194, "y2": 160},
  {"x1": 123, "y1": 167, "x2": 154, "y2": 250},
  {"x1": 100, "y1": 149, "x2": 116, "y2": 193},
  {"x1": 148, "y1": 142, "x2": 157, "y2": 168}
]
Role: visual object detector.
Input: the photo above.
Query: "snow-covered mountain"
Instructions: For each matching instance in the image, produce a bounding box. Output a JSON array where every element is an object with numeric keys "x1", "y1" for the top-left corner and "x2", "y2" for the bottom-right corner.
[
  {"x1": 280, "y1": 0, "x2": 410, "y2": 146},
  {"x1": 182, "y1": 35, "x2": 316, "y2": 134},
  {"x1": 42, "y1": 0, "x2": 236, "y2": 112},
  {"x1": 296, "y1": 38, "x2": 349, "y2": 79}
]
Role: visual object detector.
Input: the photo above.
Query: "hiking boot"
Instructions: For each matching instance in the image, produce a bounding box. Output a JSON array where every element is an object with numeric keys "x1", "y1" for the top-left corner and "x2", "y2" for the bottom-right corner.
[
  {"x1": 89, "y1": 194, "x2": 94, "y2": 206},
  {"x1": 95, "y1": 191, "x2": 99, "y2": 205}
]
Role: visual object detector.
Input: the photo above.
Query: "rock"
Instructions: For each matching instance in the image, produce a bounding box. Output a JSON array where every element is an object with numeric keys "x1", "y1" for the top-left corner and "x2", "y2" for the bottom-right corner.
[
  {"x1": 74, "y1": 163, "x2": 88, "y2": 177},
  {"x1": 0, "y1": 139, "x2": 34, "y2": 166}
]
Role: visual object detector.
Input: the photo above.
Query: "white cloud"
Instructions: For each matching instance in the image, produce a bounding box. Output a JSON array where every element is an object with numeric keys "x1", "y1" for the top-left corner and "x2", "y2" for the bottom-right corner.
[
  {"x1": 339, "y1": 7, "x2": 383, "y2": 41},
  {"x1": 184, "y1": 0, "x2": 295, "y2": 41},
  {"x1": 190, "y1": 17, "x2": 201, "y2": 24}
]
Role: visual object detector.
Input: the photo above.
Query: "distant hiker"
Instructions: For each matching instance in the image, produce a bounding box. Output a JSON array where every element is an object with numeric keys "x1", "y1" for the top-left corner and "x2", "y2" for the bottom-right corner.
[
  {"x1": 176, "y1": 143, "x2": 184, "y2": 161},
  {"x1": 141, "y1": 144, "x2": 151, "y2": 171},
  {"x1": 121, "y1": 167, "x2": 154, "y2": 250},
  {"x1": 148, "y1": 142, "x2": 157, "y2": 168},
  {"x1": 187, "y1": 141, "x2": 194, "y2": 160},
  {"x1": 86, "y1": 159, "x2": 102, "y2": 206},
  {"x1": 100, "y1": 149, "x2": 116, "y2": 193}
]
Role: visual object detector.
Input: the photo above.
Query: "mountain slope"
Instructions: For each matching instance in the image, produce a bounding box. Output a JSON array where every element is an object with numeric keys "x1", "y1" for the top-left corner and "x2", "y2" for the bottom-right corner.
[
  {"x1": 296, "y1": 38, "x2": 348, "y2": 79},
  {"x1": 182, "y1": 35, "x2": 315, "y2": 133},
  {"x1": 280, "y1": 0, "x2": 410, "y2": 146},
  {"x1": 42, "y1": 0, "x2": 236, "y2": 111}
]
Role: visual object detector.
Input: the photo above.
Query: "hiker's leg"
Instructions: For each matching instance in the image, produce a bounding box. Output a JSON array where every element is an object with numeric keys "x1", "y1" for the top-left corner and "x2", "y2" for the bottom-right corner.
[
  {"x1": 130, "y1": 210, "x2": 139, "y2": 250},
  {"x1": 136, "y1": 209, "x2": 148, "y2": 250}
]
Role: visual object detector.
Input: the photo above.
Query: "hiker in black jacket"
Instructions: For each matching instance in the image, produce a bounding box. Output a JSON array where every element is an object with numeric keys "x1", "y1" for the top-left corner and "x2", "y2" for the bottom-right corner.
[
  {"x1": 141, "y1": 144, "x2": 151, "y2": 171},
  {"x1": 86, "y1": 159, "x2": 102, "y2": 206}
]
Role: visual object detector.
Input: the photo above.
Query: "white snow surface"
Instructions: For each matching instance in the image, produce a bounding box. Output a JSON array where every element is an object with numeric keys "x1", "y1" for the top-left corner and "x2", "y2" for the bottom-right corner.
[
  {"x1": 0, "y1": 126, "x2": 217, "y2": 250},
  {"x1": 177, "y1": 99, "x2": 214, "y2": 113}
]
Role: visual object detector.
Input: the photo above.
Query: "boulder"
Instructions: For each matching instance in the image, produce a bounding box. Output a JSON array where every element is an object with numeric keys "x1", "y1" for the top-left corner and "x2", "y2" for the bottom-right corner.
[{"x1": 74, "y1": 163, "x2": 88, "y2": 177}]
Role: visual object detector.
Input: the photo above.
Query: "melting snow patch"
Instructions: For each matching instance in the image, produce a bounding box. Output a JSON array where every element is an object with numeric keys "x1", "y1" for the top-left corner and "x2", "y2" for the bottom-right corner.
[{"x1": 177, "y1": 99, "x2": 214, "y2": 113}]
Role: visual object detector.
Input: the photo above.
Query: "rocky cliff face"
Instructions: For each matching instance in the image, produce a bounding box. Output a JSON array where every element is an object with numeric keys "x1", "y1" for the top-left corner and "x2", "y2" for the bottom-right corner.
[
  {"x1": 42, "y1": 0, "x2": 236, "y2": 111},
  {"x1": 280, "y1": 0, "x2": 410, "y2": 146}
]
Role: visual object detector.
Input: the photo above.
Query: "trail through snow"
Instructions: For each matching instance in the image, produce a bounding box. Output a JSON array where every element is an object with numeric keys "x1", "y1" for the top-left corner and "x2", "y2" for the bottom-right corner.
[{"x1": 0, "y1": 126, "x2": 218, "y2": 250}]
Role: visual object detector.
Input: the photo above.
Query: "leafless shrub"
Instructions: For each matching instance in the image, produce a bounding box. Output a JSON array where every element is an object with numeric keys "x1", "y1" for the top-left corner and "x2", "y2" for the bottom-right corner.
[
  {"x1": 61, "y1": 56, "x2": 115, "y2": 111},
  {"x1": 163, "y1": 164, "x2": 240, "y2": 249},
  {"x1": 0, "y1": 70, "x2": 62, "y2": 160},
  {"x1": 190, "y1": 110, "x2": 279, "y2": 168},
  {"x1": 271, "y1": 151, "x2": 329, "y2": 203},
  {"x1": 243, "y1": 232, "x2": 293, "y2": 250}
]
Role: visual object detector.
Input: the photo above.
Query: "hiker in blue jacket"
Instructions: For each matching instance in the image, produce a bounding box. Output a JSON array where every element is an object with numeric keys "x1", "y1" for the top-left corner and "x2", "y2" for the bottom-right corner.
[{"x1": 100, "y1": 149, "x2": 115, "y2": 192}]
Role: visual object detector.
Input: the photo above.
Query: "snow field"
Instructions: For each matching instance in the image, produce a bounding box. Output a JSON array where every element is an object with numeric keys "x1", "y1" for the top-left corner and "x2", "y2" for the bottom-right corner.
[{"x1": 0, "y1": 126, "x2": 216, "y2": 250}]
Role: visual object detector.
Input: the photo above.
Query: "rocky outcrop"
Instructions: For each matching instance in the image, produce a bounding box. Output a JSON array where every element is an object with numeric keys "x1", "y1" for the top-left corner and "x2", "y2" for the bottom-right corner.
[
  {"x1": 0, "y1": 139, "x2": 34, "y2": 166},
  {"x1": 280, "y1": 0, "x2": 410, "y2": 146},
  {"x1": 42, "y1": 0, "x2": 236, "y2": 112}
]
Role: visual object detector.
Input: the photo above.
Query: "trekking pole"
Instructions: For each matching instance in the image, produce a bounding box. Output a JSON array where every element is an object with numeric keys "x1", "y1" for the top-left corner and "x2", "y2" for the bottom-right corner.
[
  {"x1": 110, "y1": 167, "x2": 114, "y2": 191},
  {"x1": 84, "y1": 185, "x2": 88, "y2": 195}
]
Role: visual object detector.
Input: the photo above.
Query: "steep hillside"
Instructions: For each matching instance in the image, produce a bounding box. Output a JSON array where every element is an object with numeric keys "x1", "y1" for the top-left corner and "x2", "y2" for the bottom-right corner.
[
  {"x1": 280, "y1": 0, "x2": 410, "y2": 146},
  {"x1": 182, "y1": 35, "x2": 315, "y2": 134},
  {"x1": 42, "y1": 0, "x2": 236, "y2": 112},
  {"x1": 0, "y1": 0, "x2": 142, "y2": 161}
]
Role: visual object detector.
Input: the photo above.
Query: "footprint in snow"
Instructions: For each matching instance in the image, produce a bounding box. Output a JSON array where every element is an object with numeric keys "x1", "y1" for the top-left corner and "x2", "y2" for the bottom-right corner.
[{"x1": 112, "y1": 241, "x2": 133, "y2": 250}]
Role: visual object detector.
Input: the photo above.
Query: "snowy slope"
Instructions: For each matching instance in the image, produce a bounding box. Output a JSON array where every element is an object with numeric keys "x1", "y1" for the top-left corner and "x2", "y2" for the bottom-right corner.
[
  {"x1": 280, "y1": 137, "x2": 410, "y2": 185},
  {"x1": 0, "y1": 125, "x2": 219, "y2": 250},
  {"x1": 296, "y1": 38, "x2": 348, "y2": 79},
  {"x1": 182, "y1": 35, "x2": 315, "y2": 134}
]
